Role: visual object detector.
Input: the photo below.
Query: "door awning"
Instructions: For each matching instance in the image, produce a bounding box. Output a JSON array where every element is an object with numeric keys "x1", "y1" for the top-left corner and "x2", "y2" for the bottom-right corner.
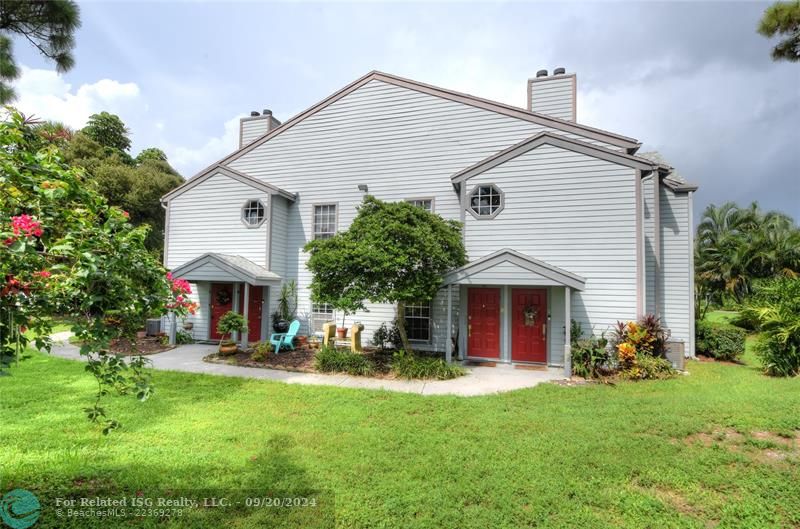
[
  {"x1": 442, "y1": 249, "x2": 585, "y2": 291},
  {"x1": 170, "y1": 253, "x2": 281, "y2": 285}
]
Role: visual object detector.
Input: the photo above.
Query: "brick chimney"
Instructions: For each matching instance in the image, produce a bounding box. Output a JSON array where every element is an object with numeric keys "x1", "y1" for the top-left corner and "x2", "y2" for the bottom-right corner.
[
  {"x1": 239, "y1": 109, "x2": 281, "y2": 148},
  {"x1": 527, "y1": 68, "x2": 576, "y2": 122}
]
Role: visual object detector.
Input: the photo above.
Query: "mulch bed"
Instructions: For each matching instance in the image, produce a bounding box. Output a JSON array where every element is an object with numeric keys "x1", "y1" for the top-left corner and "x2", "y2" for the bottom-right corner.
[
  {"x1": 204, "y1": 346, "x2": 396, "y2": 376},
  {"x1": 695, "y1": 354, "x2": 745, "y2": 366},
  {"x1": 108, "y1": 336, "x2": 174, "y2": 356}
]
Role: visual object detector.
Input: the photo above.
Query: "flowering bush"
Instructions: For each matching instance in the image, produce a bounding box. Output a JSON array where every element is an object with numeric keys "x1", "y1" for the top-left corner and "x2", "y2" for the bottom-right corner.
[
  {"x1": 617, "y1": 342, "x2": 637, "y2": 369},
  {"x1": 1, "y1": 109, "x2": 189, "y2": 434}
]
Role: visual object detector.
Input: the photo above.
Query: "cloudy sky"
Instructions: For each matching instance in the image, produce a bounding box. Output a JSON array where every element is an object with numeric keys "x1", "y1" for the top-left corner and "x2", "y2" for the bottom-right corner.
[{"x1": 11, "y1": 1, "x2": 800, "y2": 221}]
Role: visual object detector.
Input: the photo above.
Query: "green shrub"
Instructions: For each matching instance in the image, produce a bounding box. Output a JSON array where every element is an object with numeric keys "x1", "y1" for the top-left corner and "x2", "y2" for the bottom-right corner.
[
  {"x1": 620, "y1": 354, "x2": 677, "y2": 380},
  {"x1": 391, "y1": 350, "x2": 465, "y2": 380},
  {"x1": 314, "y1": 346, "x2": 375, "y2": 376},
  {"x1": 175, "y1": 330, "x2": 193, "y2": 344},
  {"x1": 251, "y1": 342, "x2": 272, "y2": 362},
  {"x1": 571, "y1": 333, "x2": 611, "y2": 379},
  {"x1": 695, "y1": 320, "x2": 746, "y2": 361},
  {"x1": 743, "y1": 277, "x2": 800, "y2": 376},
  {"x1": 371, "y1": 322, "x2": 401, "y2": 351}
]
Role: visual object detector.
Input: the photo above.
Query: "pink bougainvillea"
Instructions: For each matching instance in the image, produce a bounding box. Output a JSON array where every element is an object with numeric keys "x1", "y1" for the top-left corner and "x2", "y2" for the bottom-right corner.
[
  {"x1": 11, "y1": 214, "x2": 43, "y2": 238},
  {"x1": 165, "y1": 273, "x2": 198, "y2": 315}
]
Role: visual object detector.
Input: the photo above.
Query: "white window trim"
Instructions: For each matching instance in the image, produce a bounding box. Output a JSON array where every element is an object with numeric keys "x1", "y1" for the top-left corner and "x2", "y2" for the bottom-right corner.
[
  {"x1": 312, "y1": 203, "x2": 338, "y2": 240},
  {"x1": 405, "y1": 197, "x2": 435, "y2": 213},
  {"x1": 404, "y1": 301, "x2": 432, "y2": 343},
  {"x1": 467, "y1": 183, "x2": 505, "y2": 220},
  {"x1": 241, "y1": 198, "x2": 267, "y2": 228}
]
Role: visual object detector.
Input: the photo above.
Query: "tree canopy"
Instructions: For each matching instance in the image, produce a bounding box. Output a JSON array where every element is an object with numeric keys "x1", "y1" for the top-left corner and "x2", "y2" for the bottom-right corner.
[
  {"x1": 695, "y1": 201, "x2": 800, "y2": 311},
  {"x1": 0, "y1": 109, "x2": 193, "y2": 433},
  {"x1": 0, "y1": 0, "x2": 81, "y2": 102},
  {"x1": 304, "y1": 196, "x2": 466, "y2": 352},
  {"x1": 758, "y1": 1, "x2": 800, "y2": 62},
  {"x1": 81, "y1": 111, "x2": 132, "y2": 153}
]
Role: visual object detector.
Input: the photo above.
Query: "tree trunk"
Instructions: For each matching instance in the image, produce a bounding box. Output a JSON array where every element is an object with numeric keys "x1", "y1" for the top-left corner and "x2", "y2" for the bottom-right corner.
[{"x1": 395, "y1": 301, "x2": 414, "y2": 355}]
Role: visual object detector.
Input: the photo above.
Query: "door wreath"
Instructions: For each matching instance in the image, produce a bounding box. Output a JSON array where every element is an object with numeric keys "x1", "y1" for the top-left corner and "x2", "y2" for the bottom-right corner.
[
  {"x1": 523, "y1": 305, "x2": 538, "y2": 327},
  {"x1": 215, "y1": 288, "x2": 232, "y2": 306}
]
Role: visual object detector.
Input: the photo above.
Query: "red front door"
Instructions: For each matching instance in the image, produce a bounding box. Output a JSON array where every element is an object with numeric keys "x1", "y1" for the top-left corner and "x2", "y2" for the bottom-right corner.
[
  {"x1": 239, "y1": 285, "x2": 264, "y2": 341},
  {"x1": 209, "y1": 283, "x2": 235, "y2": 341},
  {"x1": 467, "y1": 288, "x2": 501, "y2": 359},
  {"x1": 511, "y1": 288, "x2": 547, "y2": 363}
]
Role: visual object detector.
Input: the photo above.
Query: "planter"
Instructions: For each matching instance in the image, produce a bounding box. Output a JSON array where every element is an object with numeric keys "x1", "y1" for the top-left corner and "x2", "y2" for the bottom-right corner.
[
  {"x1": 219, "y1": 342, "x2": 238, "y2": 356},
  {"x1": 183, "y1": 321, "x2": 194, "y2": 331},
  {"x1": 297, "y1": 335, "x2": 309, "y2": 347},
  {"x1": 336, "y1": 327, "x2": 348, "y2": 340},
  {"x1": 136, "y1": 330, "x2": 147, "y2": 339},
  {"x1": 273, "y1": 320, "x2": 290, "y2": 333}
]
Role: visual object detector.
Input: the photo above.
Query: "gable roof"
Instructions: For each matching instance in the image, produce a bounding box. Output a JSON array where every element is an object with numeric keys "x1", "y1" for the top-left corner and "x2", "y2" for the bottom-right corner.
[
  {"x1": 170, "y1": 253, "x2": 281, "y2": 285},
  {"x1": 443, "y1": 248, "x2": 586, "y2": 291},
  {"x1": 451, "y1": 132, "x2": 658, "y2": 184},
  {"x1": 638, "y1": 151, "x2": 699, "y2": 192},
  {"x1": 161, "y1": 164, "x2": 296, "y2": 203},
  {"x1": 180, "y1": 70, "x2": 642, "y2": 186}
]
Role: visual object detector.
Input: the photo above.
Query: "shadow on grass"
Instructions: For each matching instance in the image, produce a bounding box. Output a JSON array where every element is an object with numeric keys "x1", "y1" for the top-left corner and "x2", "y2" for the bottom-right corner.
[{"x1": 17, "y1": 434, "x2": 334, "y2": 529}]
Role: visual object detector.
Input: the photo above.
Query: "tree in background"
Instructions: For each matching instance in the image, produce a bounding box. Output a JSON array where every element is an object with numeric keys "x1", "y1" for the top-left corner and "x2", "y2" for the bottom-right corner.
[
  {"x1": 50, "y1": 115, "x2": 184, "y2": 254},
  {"x1": 305, "y1": 196, "x2": 466, "y2": 353},
  {"x1": 695, "y1": 201, "x2": 800, "y2": 307},
  {"x1": 758, "y1": 1, "x2": 800, "y2": 62},
  {"x1": 81, "y1": 111, "x2": 132, "y2": 153},
  {"x1": 0, "y1": 109, "x2": 194, "y2": 433},
  {"x1": 0, "y1": 0, "x2": 81, "y2": 102}
]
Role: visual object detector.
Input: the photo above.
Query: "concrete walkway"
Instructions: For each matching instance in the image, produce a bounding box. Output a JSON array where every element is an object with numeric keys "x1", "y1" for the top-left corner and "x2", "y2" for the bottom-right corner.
[{"x1": 48, "y1": 338, "x2": 565, "y2": 396}]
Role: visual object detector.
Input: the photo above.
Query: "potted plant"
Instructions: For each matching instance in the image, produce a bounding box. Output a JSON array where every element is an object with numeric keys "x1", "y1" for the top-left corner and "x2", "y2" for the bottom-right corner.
[
  {"x1": 297, "y1": 335, "x2": 309, "y2": 347},
  {"x1": 217, "y1": 310, "x2": 247, "y2": 355},
  {"x1": 336, "y1": 311, "x2": 349, "y2": 340},
  {"x1": 272, "y1": 280, "x2": 297, "y2": 332}
]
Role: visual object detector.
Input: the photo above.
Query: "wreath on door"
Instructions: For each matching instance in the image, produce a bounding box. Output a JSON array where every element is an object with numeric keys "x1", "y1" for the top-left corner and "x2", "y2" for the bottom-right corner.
[
  {"x1": 215, "y1": 288, "x2": 231, "y2": 306},
  {"x1": 523, "y1": 305, "x2": 538, "y2": 327}
]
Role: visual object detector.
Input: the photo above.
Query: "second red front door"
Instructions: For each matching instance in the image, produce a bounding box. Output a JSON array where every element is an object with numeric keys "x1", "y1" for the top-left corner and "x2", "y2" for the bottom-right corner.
[
  {"x1": 468, "y1": 287, "x2": 501, "y2": 359},
  {"x1": 240, "y1": 285, "x2": 264, "y2": 341},
  {"x1": 511, "y1": 288, "x2": 547, "y2": 363}
]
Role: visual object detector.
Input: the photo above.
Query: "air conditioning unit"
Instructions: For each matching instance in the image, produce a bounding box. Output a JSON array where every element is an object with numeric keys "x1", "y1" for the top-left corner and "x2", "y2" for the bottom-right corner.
[
  {"x1": 665, "y1": 341, "x2": 685, "y2": 370},
  {"x1": 145, "y1": 318, "x2": 161, "y2": 337}
]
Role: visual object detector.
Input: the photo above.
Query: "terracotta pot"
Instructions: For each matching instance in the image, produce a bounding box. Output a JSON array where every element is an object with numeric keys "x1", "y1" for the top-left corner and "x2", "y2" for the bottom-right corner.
[
  {"x1": 336, "y1": 327, "x2": 348, "y2": 340},
  {"x1": 297, "y1": 335, "x2": 309, "y2": 346},
  {"x1": 136, "y1": 330, "x2": 147, "y2": 339},
  {"x1": 219, "y1": 342, "x2": 238, "y2": 356}
]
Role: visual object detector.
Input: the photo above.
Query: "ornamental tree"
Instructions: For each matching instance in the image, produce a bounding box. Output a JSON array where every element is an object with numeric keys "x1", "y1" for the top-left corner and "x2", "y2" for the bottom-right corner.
[
  {"x1": 304, "y1": 196, "x2": 466, "y2": 353},
  {"x1": 0, "y1": 109, "x2": 193, "y2": 434}
]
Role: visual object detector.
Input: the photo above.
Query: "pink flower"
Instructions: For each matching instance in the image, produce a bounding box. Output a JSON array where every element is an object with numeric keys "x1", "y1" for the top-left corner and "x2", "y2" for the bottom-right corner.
[
  {"x1": 3, "y1": 237, "x2": 14, "y2": 246},
  {"x1": 122, "y1": 211, "x2": 130, "y2": 219},
  {"x1": 166, "y1": 272, "x2": 173, "y2": 280},
  {"x1": 35, "y1": 270, "x2": 52, "y2": 278},
  {"x1": 10, "y1": 214, "x2": 43, "y2": 238},
  {"x1": 176, "y1": 295, "x2": 184, "y2": 302}
]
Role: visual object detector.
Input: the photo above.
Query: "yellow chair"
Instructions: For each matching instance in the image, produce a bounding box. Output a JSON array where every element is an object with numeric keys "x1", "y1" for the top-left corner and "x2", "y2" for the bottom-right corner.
[
  {"x1": 350, "y1": 323, "x2": 364, "y2": 353},
  {"x1": 322, "y1": 321, "x2": 336, "y2": 347}
]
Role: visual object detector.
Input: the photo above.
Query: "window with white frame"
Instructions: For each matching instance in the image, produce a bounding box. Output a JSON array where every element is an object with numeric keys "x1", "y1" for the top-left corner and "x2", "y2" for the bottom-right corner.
[
  {"x1": 310, "y1": 303, "x2": 334, "y2": 333},
  {"x1": 313, "y1": 204, "x2": 337, "y2": 239},
  {"x1": 468, "y1": 184, "x2": 504, "y2": 218},
  {"x1": 407, "y1": 198, "x2": 433, "y2": 212},
  {"x1": 404, "y1": 301, "x2": 431, "y2": 342},
  {"x1": 241, "y1": 199, "x2": 266, "y2": 227}
]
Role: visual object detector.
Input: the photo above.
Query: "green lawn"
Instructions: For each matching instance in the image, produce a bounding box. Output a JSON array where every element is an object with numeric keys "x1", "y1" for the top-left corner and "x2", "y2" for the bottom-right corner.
[{"x1": 1, "y1": 348, "x2": 798, "y2": 529}]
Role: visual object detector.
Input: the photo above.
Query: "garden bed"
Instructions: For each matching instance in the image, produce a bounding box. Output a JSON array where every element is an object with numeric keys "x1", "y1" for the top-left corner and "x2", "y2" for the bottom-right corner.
[
  {"x1": 202, "y1": 346, "x2": 465, "y2": 380},
  {"x1": 204, "y1": 346, "x2": 395, "y2": 376},
  {"x1": 69, "y1": 335, "x2": 174, "y2": 356}
]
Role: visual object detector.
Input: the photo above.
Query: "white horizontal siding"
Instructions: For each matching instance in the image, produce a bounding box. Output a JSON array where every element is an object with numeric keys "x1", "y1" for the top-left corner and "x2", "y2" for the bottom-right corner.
[
  {"x1": 460, "y1": 261, "x2": 563, "y2": 286},
  {"x1": 464, "y1": 144, "x2": 638, "y2": 335},
  {"x1": 530, "y1": 77, "x2": 575, "y2": 122},
  {"x1": 643, "y1": 176, "x2": 656, "y2": 315},
  {"x1": 269, "y1": 195, "x2": 290, "y2": 279},
  {"x1": 166, "y1": 172, "x2": 268, "y2": 270},
  {"x1": 224, "y1": 80, "x2": 621, "y2": 345},
  {"x1": 241, "y1": 118, "x2": 270, "y2": 147},
  {"x1": 659, "y1": 188, "x2": 692, "y2": 350}
]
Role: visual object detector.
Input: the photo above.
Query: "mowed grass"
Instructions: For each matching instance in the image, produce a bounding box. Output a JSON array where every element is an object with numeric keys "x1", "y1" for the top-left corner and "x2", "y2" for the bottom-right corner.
[{"x1": 1, "y1": 348, "x2": 799, "y2": 529}]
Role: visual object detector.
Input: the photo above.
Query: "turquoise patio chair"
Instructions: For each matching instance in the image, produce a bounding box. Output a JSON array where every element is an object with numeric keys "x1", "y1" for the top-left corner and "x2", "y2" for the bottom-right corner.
[{"x1": 270, "y1": 320, "x2": 300, "y2": 353}]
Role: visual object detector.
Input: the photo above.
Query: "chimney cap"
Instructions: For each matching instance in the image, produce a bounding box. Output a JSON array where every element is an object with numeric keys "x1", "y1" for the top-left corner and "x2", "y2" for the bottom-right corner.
[
  {"x1": 553, "y1": 67, "x2": 566, "y2": 75},
  {"x1": 536, "y1": 69, "x2": 548, "y2": 78},
  {"x1": 262, "y1": 109, "x2": 272, "y2": 116},
  {"x1": 249, "y1": 110, "x2": 260, "y2": 117}
]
